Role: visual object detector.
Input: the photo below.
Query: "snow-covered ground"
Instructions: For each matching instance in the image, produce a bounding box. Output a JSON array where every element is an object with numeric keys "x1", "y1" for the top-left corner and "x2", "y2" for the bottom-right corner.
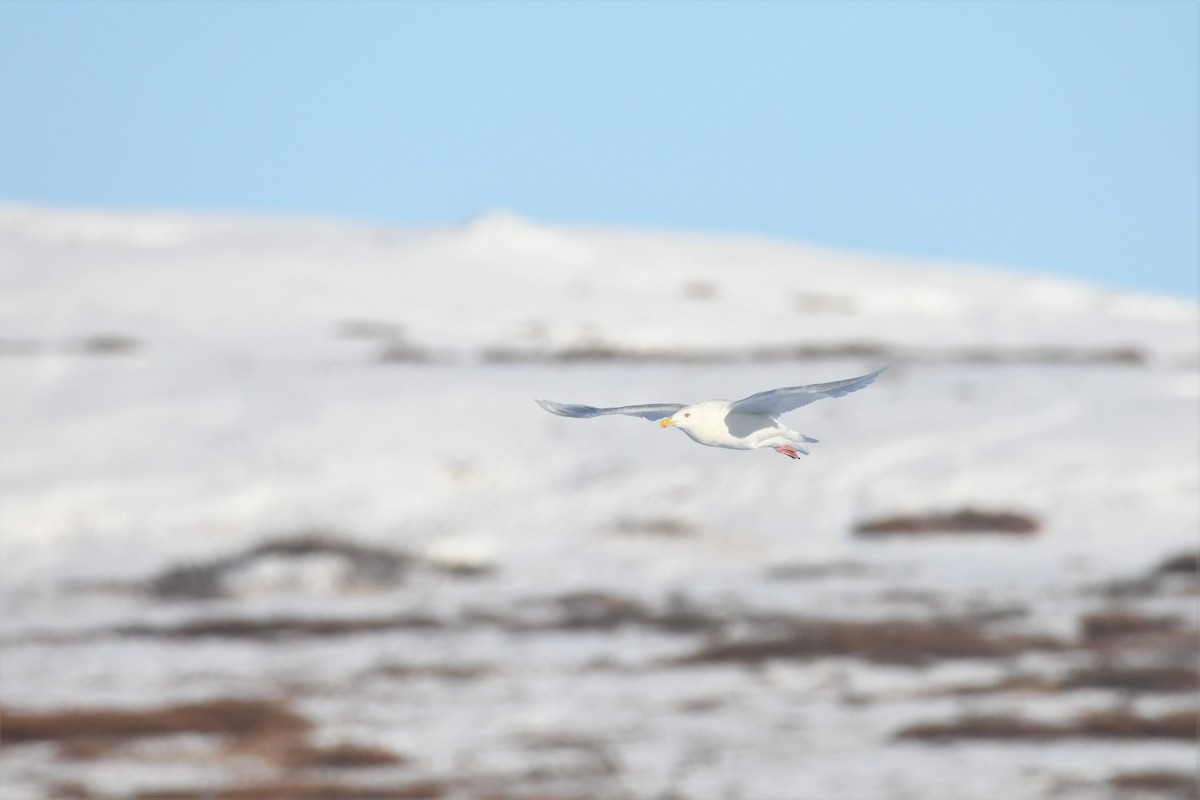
[{"x1": 1, "y1": 204, "x2": 1196, "y2": 800}]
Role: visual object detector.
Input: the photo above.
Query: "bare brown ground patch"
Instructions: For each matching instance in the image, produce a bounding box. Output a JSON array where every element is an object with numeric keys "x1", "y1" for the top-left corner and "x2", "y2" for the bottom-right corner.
[
  {"x1": 1111, "y1": 771, "x2": 1199, "y2": 797},
  {"x1": 2, "y1": 697, "x2": 409, "y2": 782},
  {"x1": 855, "y1": 508, "x2": 1038, "y2": 537},
  {"x1": 46, "y1": 783, "x2": 93, "y2": 800},
  {"x1": 80, "y1": 334, "x2": 143, "y2": 355},
  {"x1": 0, "y1": 698, "x2": 310, "y2": 748},
  {"x1": 544, "y1": 591, "x2": 719, "y2": 634},
  {"x1": 936, "y1": 674, "x2": 1059, "y2": 696},
  {"x1": 939, "y1": 665, "x2": 1200, "y2": 696},
  {"x1": 131, "y1": 780, "x2": 449, "y2": 800},
  {"x1": 672, "y1": 618, "x2": 1061, "y2": 667},
  {"x1": 1060, "y1": 664, "x2": 1200, "y2": 693},
  {"x1": 612, "y1": 516, "x2": 696, "y2": 538},
  {"x1": 896, "y1": 710, "x2": 1196, "y2": 742},
  {"x1": 277, "y1": 741, "x2": 408, "y2": 769},
  {"x1": 460, "y1": 591, "x2": 725, "y2": 637},
  {"x1": 1080, "y1": 609, "x2": 1184, "y2": 643}
]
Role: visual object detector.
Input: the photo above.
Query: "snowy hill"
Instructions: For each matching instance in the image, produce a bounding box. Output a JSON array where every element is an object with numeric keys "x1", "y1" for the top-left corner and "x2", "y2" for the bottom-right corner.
[
  {"x1": 1, "y1": 204, "x2": 1196, "y2": 800},
  {"x1": 1, "y1": 203, "x2": 1193, "y2": 365}
]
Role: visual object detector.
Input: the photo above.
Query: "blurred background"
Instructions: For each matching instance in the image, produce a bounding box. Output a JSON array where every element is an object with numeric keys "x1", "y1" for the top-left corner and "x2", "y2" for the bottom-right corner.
[{"x1": 0, "y1": 3, "x2": 1196, "y2": 800}]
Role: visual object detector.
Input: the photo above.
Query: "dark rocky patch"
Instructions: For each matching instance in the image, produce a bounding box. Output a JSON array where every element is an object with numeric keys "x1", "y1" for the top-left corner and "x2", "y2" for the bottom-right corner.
[
  {"x1": 483, "y1": 344, "x2": 721, "y2": 364},
  {"x1": 938, "y1": 665, "x2": 1200, "y2": 696},
  {"x1": 490, "y1": 341, "x2": 890, "y2": 364},
  {"x1": 113, "y1": 612, "x2": 440, "y2": 641},
  {"x1": 554, "y1": 344, "x2": 683, "y2": 363},
  {"x1": 1, "y1": 335, "x2": 147, "y2": 358},
  {"x1": 79, "y1": 334, "x2": 143, "y2": 355},
  {"x1": 541, "y1": 592, "x2": 719, "y2": 635},
  {"x1": 675, "y1": 696, "x2": 726, "y2": 714},
  {"x1": 683, "y1": 280, "x2": 719, "y2": 300},
  {"x1": 337, "y1": 319, "x2": 407, "y2": 340},
  {"x1": 514, "y1": 731, "x2": 622, "y2": 785},
  {"x1": 1155, "y1": 552, "x2": 1199, "y2": 577},
  {"x1": 613, "y1": 517, "x2": 695, "y2": 538},
  {"x1": 146, "y1": 530, "x2": 415, "y2": 600},
  {"x1": 1102, "y1": 550, "x2": 1200, "y2": 598},
  {"x1": 896, "y1": 710, "x2": 1196, "y2": 742},
  {"x1": 338, "y1": 319, "x2": 433, "y2": 363},
  {"x1": 949, "y1": 345, "x2": 1145, "y2": 365},
  {"x1": 482, "y1": 342, "x2": 1146, "y2": 366},
  {"x1": 64, "y1": 591, "x2": 1069, "y2": 663},
  {"x1": 427, "y1": 560, "x2": 495, "y2": 579},
  {"x1": 477, "y1": 346, "x2": 535, "y2": 364},
  {"x1": 794, "y1": 292, "x2": 856, "y2": 314},
  {"x1": 875, "y1": 588, "x2": 945, "y2": 608},
  {"x1": 375, "y1": 342, "x2": 434, "y2": 363},
  {"x1": 459, "y1": 592, "x2": 721, "y2": 635},
  {"x1": 749, "y1": 342, "x2": 890, "y2": 362},
  {"x1": 765, "y1": 561, "x2": 868, "y2": 580},
  {"x1": 855, "y1": 509, "x2": 1038, "y2": 537},
  {"x1": 363, "y1": 662, "x2": 490, "y2": 682}
]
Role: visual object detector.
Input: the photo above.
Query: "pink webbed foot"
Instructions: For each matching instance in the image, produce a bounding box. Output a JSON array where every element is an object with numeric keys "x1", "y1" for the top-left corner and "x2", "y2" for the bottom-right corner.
[{"x1": 774, "y1": 446, "x2": 801, "y2": 460}]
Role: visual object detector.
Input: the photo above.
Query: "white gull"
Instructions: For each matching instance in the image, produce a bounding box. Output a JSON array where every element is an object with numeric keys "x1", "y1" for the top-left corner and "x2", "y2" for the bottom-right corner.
[{"x1": 537, "y1": 368, "x2": 885, "y2": 459}]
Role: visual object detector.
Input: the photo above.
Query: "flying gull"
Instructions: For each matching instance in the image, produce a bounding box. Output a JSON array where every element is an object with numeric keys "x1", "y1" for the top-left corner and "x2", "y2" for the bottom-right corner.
[{"x1": 536, "y1": 368, "x2": 885, "y2": 459}]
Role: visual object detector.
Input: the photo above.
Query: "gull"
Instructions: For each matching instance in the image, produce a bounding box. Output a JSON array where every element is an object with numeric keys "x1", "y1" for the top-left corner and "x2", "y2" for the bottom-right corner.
[{"x1": 536, "y1": 368, "x2": 885, "y2": 459}]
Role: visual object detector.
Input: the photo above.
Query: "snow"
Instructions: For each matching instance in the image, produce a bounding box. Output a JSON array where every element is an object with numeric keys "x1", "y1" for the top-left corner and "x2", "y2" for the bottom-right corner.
[{"x1": 1, "y1": 204, "x2": 1196, "y2": 799}]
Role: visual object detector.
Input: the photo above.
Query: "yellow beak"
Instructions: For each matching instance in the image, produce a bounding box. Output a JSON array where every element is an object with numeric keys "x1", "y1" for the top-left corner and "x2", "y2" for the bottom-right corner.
[{"x1": 661, "y1": 418, "x2": 677, "y2": 428}]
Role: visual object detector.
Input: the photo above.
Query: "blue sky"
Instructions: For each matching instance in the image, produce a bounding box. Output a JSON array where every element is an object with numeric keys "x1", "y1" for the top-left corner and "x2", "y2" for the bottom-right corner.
[{"x1": 0, "y1": 1, "x2": 1196, "y2": 296}]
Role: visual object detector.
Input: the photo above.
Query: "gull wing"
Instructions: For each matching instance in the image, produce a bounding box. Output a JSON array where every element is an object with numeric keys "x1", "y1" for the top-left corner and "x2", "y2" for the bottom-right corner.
[
  {"x1": 728, "y1": 368, "x2": 886, "y2": 418},
  {"x1": 536, "y1": 399, "x2": 684, "y2": 422}
]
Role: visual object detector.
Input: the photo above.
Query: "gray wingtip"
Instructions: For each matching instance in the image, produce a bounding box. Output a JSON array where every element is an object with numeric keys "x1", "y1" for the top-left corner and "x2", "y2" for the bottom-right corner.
[
  {"x1": 536, "y1": 398, "x2": 577, "y2": 417},
  {"x1": 853, "y1": 366, "x2": 887, "y2": 385},
  {"x1": 856, "y1": 366, "x2": 888, "y2": 390}
]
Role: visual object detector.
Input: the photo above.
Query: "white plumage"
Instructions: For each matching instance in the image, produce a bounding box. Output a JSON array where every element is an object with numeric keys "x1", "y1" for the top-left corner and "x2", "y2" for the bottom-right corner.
[{"x1": 536, "y1": 368, "x2": 885, "y2": 459}]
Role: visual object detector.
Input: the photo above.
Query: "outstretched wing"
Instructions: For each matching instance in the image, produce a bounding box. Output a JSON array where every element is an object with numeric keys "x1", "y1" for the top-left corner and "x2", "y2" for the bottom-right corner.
[
  {"x1": 536, "y1": 399, "x2": 684, "y2": 422},
  {"x1": 728, "y1": 368, "x2": 886, "y2": 418}
]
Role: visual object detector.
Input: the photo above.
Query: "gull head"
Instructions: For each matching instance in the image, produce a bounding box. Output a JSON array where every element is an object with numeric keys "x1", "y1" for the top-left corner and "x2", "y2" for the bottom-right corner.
[
  {"x1": 661, "y1": 409, "x2": 691, "y2": 430},
  {"x1": 661, "y1": 404, "x2": 707, "y2": 431}
]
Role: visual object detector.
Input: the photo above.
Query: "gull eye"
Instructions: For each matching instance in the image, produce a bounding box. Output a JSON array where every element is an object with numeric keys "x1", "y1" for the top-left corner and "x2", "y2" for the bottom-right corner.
[{"x1": 684, "y1": 413, "x2": 690, "y2": 418}]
